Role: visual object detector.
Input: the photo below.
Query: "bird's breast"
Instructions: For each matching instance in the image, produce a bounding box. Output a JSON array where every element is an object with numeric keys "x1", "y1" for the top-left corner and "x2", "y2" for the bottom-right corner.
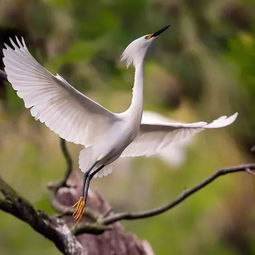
[{"x1": 97, "y1": 118, "x2": 139, "y2": 162}]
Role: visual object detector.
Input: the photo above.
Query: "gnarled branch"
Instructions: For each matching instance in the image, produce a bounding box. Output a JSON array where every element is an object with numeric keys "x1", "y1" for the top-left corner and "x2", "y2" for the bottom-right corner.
[{"x1": 0, "y1": 176, "x2": 85, "y2": 255}]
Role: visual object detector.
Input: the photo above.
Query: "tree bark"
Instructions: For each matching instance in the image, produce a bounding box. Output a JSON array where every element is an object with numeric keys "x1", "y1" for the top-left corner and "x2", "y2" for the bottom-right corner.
[{"x1": 54, "y1": 171, "x2": 154, "y2": 255}]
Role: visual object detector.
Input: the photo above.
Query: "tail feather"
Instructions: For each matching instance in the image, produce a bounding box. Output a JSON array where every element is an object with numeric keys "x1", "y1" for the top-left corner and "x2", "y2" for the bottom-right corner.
[
  {"x1": 79, "y1": 147, "x2": 95, "y2": 173},
  {"x1": 94, "y1": 164, "x2": 113, "y2": 178},
  {"x1": 79, "y1": 147, "x2": 114, "y2": 177}
]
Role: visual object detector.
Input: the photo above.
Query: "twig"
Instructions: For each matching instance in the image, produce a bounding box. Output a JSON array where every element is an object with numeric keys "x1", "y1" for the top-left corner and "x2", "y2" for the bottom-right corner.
[
  {"x1": 72, "y1": 222, "x2": 112, "y2": 236},
  {"x1": 102, "y1": 164, "x2": 255, "y2": 225},
  {"x1": 48, "y1": 138, "x2": 73, "y2": 192},
  {"x1": 0, "y1": 69, "x2": 7, "y2": 80},
  {"x1": 60, "y1": 138, "x2": 73, "y2": 184}
]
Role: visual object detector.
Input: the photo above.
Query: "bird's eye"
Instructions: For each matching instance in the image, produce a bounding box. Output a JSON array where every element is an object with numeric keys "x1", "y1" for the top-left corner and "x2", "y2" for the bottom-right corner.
[{"x1": 144, "y1": 34, "x2": 152, "y2": 40}]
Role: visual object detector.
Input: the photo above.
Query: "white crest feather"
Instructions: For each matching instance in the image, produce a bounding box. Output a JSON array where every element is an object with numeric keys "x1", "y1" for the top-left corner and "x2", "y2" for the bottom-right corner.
[{"x1": 120, "y1": 36, "x2": 154, "y2": 68}]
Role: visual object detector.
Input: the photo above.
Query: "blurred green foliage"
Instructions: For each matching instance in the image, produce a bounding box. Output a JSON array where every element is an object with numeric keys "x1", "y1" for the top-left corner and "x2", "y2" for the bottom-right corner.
[{"x1": 0, "y1": 0, "x2": 255, "y2": 254}]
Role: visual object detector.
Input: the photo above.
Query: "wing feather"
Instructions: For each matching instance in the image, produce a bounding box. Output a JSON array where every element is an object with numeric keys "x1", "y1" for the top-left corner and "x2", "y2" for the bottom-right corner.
[
  {"x1": 3, "y1": 37, "x2": 117, "y2": 146},
  {"x1": 121, "y1": 112, "x2": 238, "y2": 158}
]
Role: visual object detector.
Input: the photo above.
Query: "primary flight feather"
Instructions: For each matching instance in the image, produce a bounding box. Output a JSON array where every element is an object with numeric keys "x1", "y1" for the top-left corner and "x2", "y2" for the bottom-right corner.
[{"x1": 2, "y1": 25, "x2": 237, "y2": 223}]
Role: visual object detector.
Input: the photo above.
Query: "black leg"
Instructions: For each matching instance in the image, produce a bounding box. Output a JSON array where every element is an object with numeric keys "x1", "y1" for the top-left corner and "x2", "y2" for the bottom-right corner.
[
  {"x1": 73, "y1": 162, "x2": 104, "y2": 223},
  {"x1": 83, "y1": 164, "x2": 105, "y2": 204},
  {"x1": 82, "y1": 161, "x2": 98, "y2": 202},
  {"x1": 90, "y1": 164, "x2": 105, "y2": 179},
  {"x1": 82, "y1": 171, "x2": 89, "y2": 198}
]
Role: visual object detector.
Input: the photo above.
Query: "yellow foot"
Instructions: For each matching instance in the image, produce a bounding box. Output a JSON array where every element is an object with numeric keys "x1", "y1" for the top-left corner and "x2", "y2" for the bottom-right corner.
[{"x1": 72, "y1": 196, "x2": 85, "y2": 224}]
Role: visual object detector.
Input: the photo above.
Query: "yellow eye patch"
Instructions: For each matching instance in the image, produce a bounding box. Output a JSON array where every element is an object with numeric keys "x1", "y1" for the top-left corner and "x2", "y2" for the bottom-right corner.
[{"x1": 144, "y1": 34, "x2": 152, "y2": 40}]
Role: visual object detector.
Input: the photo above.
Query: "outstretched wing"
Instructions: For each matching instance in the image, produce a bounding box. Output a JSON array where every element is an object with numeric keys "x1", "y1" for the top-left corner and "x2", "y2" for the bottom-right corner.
[
  {"x1": 121, "y1": 112, "x2": 238, "y2": 157},
  {"x1": 3, "y1": 37, "x2": 118, "y2": 146}
]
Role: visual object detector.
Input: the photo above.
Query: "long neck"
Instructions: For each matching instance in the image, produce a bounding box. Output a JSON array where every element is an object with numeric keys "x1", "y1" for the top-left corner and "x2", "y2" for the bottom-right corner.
[{"x1": 128, "y1": 61, "x2": 144, "y2": 118}]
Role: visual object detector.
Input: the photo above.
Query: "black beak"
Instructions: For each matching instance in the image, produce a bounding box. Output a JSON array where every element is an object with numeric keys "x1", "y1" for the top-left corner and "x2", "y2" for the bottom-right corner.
[{"x1": 152, "y1": 25, "x2": 170, "y2": 37}]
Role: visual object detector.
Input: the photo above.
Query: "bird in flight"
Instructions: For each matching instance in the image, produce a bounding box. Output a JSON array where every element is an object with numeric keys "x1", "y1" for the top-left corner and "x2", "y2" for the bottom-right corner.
[{"x1": 2, "y1": 25, "x2": 238, "y2": 223}]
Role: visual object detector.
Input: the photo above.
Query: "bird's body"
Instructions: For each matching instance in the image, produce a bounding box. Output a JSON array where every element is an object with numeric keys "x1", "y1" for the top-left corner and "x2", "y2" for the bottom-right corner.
[
  {"x1": 79, "y1": 59, "x2": 145, "y2": 176},
  {"x1": 2, "y1": 25, "x2": 238, "y2": 223},
  {"x1": 79, "y1": 112, "x2": 140, "y2": 174}
]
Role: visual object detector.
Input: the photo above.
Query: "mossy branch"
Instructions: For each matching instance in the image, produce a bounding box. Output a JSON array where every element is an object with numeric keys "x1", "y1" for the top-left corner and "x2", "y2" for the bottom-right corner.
[{"x1": 0, "y1": 176, "x2": 85, "y2": 255}]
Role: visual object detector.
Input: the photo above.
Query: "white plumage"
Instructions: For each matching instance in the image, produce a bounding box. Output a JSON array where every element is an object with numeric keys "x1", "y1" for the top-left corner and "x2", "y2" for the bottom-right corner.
[
  {"x1": 122, "y1": 111, "x2": 238, "y2": 158},
  {"x1": 3, "y1": 36, "x2": 237, "y2": 171},
  {"x1": 3, "y1": 38, "x2": 116, "y2": 147},
  {"x1": 2, "y1": 26, "x2": 238, "y2": 222}
]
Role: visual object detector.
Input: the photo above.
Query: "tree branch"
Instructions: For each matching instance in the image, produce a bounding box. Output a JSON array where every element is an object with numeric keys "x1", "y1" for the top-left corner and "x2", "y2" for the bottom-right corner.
[
  {"x1": 59, "y1": 138, "x2": 73, "y2": 185},
  {"x1": 0, "y1": 176, "x2": 85, "y2": 255},
  {"x1": 102, "y1": 164, "x2": 255, "y2": 225},
  {"x1": 72, "y1": 222, "x2": 112, "y2": 236},
  {"x1": 0, "y1": 69, "x2": 7, "y2": 80},
  {"x1": 48, "y1": 138, "x2": 74, "y2": 192}
]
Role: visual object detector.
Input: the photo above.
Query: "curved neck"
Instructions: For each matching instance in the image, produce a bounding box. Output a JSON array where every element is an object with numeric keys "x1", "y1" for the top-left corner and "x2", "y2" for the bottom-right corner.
[{"x1": 128, "y1": 61, "x2": 144, "y2": 118}]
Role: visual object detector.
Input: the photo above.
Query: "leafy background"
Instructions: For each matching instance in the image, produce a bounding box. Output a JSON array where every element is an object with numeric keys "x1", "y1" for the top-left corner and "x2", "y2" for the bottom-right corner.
[{"x1": 0, "y1": 0, "x2": 255, "y2": 254}]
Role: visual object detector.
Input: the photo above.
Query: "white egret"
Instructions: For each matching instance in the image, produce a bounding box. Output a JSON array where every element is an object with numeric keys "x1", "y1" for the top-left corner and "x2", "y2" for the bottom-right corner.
[{"x1": 2, "y1": 25, "x2": 238, "y2": 223}]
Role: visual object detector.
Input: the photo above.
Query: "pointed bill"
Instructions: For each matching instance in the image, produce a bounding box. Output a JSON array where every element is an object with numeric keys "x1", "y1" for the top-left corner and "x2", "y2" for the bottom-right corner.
[{"x1": 151, "y1": 25, "x2": 170, "y2": 37}]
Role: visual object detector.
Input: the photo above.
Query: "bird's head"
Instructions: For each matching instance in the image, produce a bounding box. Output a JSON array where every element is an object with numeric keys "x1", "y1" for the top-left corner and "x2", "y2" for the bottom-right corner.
[{"x1": 121, "y1": 25, "x2": 170, "y2": 68}]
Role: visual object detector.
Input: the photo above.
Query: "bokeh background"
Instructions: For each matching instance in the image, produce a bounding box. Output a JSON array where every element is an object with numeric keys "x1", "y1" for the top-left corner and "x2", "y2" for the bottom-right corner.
[{"x1": 0, "y1": 0, "x2": 255, "y2": 254}]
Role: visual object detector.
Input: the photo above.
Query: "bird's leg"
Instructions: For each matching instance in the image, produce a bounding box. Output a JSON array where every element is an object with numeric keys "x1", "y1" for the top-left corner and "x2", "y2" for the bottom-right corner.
[
  {"x1": 72, "y1": 163, "x2": 105, "y2": 224},
  {"x1": 72, "y1": 172, "x2": 89, "y2": 223},
  {"x1": 72, "y1": 162, "x2": 97, "y2": 224},
  {"x1": 83, "y1": 164, "x2": 105, "y2": 203}
]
